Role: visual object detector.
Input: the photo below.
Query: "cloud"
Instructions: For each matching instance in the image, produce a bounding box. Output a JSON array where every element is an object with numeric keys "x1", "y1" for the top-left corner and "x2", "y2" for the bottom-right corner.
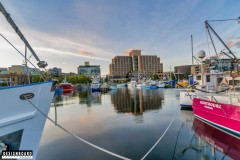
[
  {"x1": 226, "y1": 41, "x2": 235, "y2": 48},
  {"x1": 35, "y1": 47, "x2": 111, "y2": 61},
  {"x1": 227, "y1": 35, "x2": 240, "y2": 40},
  {"x1": 78, "y1": 49, "x2": 95, "y2": 57}
]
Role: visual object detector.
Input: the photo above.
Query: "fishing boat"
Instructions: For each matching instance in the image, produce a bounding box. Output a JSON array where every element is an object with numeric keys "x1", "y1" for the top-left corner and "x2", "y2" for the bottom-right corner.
[
  {"x1": 0, "y1": 2, "x2": 55, "y2": 159},
  {"x1": 59, "y1": 76, "x2": 74, "y2": 94},
  {"x1": 0, "y1": 82, "x2": 55, "y2": 158},
  {"x1": 91, "y1": 80, "x2": 101, "y2": 91},
  {"x1": 59, "y1": 83, "x2": 73, "y2": 94},
  {"x1": 192, "y1": 19, "x2": 240, "y2": 137}
]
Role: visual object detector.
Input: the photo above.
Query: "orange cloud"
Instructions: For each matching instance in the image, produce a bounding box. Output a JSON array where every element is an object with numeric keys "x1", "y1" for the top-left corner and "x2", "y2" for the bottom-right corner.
[{"x1": 78, "y1": 49, "x2": 95, "y2": 57}]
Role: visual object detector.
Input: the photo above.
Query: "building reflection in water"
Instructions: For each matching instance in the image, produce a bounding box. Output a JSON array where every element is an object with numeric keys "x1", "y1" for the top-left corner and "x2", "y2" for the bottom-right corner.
[
  {"x1": 111, "y1": 88, "x2": 164, "y2": 115},
  {"x1": 78, "y1": 89, "x2": 102, "y2": 106}
]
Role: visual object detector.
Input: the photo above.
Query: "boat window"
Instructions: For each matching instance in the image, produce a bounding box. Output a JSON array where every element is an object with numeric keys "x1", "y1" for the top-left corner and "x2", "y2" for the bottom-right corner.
[
  {"x1": 206, "y1": 75, "x2": 210, "y2": 82},
  {"x1": 228, "y1": 80, "x2": 240, "y2": 85},
  {"x1": 196, "y1": 75, "x2": 201, "y2": 80},
  {"x1": 236, "y1": 80, "x2": 240, "y2": 85}
]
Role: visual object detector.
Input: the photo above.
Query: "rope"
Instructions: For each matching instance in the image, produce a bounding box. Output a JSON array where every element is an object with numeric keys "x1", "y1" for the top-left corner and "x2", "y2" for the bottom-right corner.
[
  {"x1": 140, "y1": 111, "x2": 176, "y2": 160},
  {"x1": 25, "y1": 96, "x2": 131, "y2": 160},
  {"x1": 0, "y1": 33, "x2": 52, "y2": 81}
]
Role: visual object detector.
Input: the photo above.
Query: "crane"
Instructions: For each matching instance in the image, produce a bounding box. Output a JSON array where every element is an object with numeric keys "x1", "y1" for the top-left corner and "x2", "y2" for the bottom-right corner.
[{"x1": 0, "y1": 2, "x2": 48, "y2": 68}]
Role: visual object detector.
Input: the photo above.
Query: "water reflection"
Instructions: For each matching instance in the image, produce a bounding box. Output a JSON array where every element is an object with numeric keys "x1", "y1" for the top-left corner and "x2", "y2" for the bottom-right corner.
[
  {"x1": 193, "y1": 118, "x2": 240, "y2": 160},
  {"x1": 53, "y1": 92, "x2": 77, "y2": 107},
  {"x1": 111, "y1": 88, "x2": 164, "y2": 115},
  {"x1": 174, "y1": 111, "x2": 234, "y2": 160},
  {"x1": 78, "y1": 89, "x2": 101, "y2": 106}
]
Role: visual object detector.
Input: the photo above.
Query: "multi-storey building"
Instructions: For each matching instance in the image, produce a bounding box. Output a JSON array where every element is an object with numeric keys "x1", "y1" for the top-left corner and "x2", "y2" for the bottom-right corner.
[
  {"x1": 78, "y1": 62, "x2": 101, "y2": 79},
  {"x1": 109, "y1": 50, "x2": 163, "y2": 82}
]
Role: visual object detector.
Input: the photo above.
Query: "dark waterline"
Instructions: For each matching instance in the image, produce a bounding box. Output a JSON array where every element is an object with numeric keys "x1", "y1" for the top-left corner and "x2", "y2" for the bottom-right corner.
[{"x1": 36, "y1": 88, "x2": 233, "y2": 160}]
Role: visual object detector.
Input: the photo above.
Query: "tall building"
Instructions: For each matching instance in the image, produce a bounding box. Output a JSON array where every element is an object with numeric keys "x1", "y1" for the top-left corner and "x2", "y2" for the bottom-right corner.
[
  {"x1": 78, "y1": 61, "x2": 101, "y2": 78},
  {"x1": 109, "y1": 49, "x2": 163, "y2": 82}
]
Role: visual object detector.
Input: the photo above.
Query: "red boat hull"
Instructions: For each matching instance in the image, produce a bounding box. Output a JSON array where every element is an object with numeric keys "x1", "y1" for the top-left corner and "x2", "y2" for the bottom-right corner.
[
  {"x1": 59, "y1": 84, "x2": 74, "y2": 94},
  {"x1": 194, "y1": 118, "x2": 240, "y2": 160},
  {"x1": 192, "y1": 98, "x2": 240, "y2": 137}
]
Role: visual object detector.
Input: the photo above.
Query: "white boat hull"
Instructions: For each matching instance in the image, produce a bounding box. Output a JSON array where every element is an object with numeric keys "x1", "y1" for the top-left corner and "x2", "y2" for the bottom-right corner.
[
  {"x1": 157, "y1": 83, "x2": 165, "y2": 88},
  {"x1": 0, "y1": 81, "x2": 54, "y2": 159},
  {"x1": 116, "y1": 83, "x2": 126, "y2": 88},
  {"x1": 179, "y1": 90, "x2": 196, "y2": 107}
]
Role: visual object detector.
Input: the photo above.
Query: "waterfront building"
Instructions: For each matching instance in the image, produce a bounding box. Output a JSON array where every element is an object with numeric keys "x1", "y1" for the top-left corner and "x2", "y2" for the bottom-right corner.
[
  {"x1": 174, "y1": 65, "x2": 196, "y2": 79},
  {"x1": 9, "y1": 65, "x2": 28, "y2": 74},
  {"x1": 109, "y1": 49, "x2": 163, "y2": 82},
  {"x1": 0, "y1": 68, "x2": 8, "y2": 74},
  {"x1": 8, "y1": 65, "x2": 40, "y2": 75},
  {"x1": 78, "y1": 61, "x2": 101, "y2": 78},
  {"x1": 48, "y1": 67, "x2": 62, "y2": 77}
]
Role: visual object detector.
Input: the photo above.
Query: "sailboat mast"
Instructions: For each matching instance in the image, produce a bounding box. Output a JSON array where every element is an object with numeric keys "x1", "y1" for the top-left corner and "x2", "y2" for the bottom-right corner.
[{"x1": 191, "y1": 35, "x2": 194, "y2": 66}]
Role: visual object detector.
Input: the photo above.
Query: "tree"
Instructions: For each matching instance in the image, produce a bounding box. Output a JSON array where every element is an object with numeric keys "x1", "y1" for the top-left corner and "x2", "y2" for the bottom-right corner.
[
  {"x1": 33, "y1": 75, "x2": 44, "y2": 82},
  {"x1": 77, "y1": 75, "x2": 91, "y2": 84},
  {"x1": 104, "y1": 75, "x2": 109, "y2": 83},
  {"x1": 170, "y1": 72, "x2": 176, "y2": 80},
  {"x1": 151, "y1": 74, "x2": 159, "y2": 80}
]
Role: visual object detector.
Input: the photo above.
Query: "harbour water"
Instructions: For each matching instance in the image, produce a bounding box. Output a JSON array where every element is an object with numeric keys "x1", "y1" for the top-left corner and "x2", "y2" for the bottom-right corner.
[{"x1": 36, "y1": 87, "x2": 233, "y2": 160}]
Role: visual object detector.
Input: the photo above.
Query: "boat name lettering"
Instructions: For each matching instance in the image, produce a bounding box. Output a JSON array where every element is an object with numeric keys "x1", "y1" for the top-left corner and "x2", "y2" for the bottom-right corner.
[
  {"x1": 184, "y1": 93, "x2": 196, "y2": 97},
  {"x1": 200, "y1": 101, "x2": 221, "y2": 109}
]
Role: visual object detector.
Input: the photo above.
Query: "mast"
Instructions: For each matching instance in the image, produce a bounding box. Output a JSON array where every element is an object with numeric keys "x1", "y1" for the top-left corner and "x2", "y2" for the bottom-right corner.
[
  {"x1": 205, "y1": 20, "x2": 237, "y2": 60},
  {"x1": 0, "y1": 2, "x2": 47, "y2": 68},
  {"x1": 191, "y1": 35, "x2": 194, "y2": 66}
]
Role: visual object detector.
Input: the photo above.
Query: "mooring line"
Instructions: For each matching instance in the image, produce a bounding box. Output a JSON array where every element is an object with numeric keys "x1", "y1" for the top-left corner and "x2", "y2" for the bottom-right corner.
[
  {"x1": 140, "y1": 111, "x2": 177, "y2": 160},
  {"x1": 26, "y1": 97, "x2": 131, "y2": 160}
]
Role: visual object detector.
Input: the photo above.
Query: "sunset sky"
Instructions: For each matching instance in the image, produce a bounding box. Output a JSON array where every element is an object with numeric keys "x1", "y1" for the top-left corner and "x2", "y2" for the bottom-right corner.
[{"x1": 0, "y1": 0, "x2": 240, "y2": 75}]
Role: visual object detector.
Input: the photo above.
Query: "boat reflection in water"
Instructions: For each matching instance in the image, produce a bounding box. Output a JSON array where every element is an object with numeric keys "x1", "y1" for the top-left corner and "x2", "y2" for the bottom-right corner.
[
  {"x1": 78, "y1": 88, "x2": 101, "y2": 106},
  {"x1": 110, "y1": 88, "x2": 164, "y2": 116},
  {"x1": 173, "y1": 111, "x2": 237, "y2": 160},
  {"x1": 193, "y1": 118, "x2": 240, "y2": 160}
]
